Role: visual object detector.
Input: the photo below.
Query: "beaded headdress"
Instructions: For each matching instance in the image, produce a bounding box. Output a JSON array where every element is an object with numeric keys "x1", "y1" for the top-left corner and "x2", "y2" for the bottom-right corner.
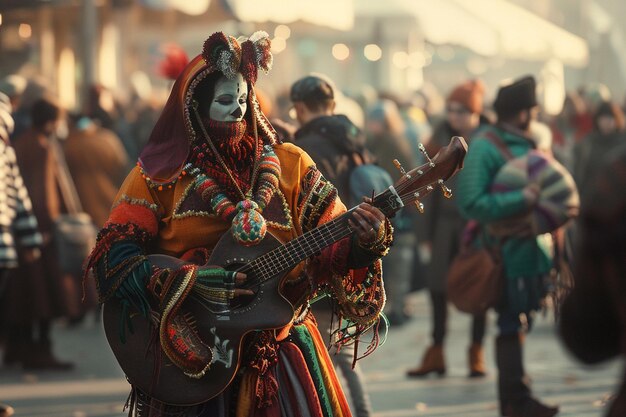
[
  {"x1": 138, "y1": 31, "x2": 278, "y2": 183},
  {"x1": 201, "y1": 31, "x2": 273, "y2": 85}
]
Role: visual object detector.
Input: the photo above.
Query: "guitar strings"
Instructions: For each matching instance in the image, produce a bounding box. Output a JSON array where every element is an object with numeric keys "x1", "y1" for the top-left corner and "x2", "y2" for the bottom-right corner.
[
  {"x1": 239, "y1": 220, "x2": 352, "y2": 288},
  {"x1": 241, "y1": 181, "x2": 438, "y2": 287},
  {"x1": 233, "y1": 181, "x2": 439, "y2": 291},
  {"x1": 239, "y1": 183, "x2": 437, "y2": 289},
  {"x1": 192, "y1": 177, "x2": 448, "y2": 304}
]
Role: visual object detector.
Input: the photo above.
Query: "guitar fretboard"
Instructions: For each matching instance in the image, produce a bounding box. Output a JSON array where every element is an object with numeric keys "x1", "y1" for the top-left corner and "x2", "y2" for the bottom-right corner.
[
  {"x1": 240, "y1": 210, "x2": 353, "y2": 282},
  {"x1": 238, "y1": 190, "x2": 397, "y2": 285},
  {"x1": 233, "y1": 135, "x2": 467, "y2": 288}
]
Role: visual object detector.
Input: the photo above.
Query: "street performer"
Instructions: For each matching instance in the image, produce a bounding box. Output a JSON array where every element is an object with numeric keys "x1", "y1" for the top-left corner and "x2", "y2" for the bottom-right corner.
[{"x1": 85, "y1": 31, "x2": 392, "y2": 417}]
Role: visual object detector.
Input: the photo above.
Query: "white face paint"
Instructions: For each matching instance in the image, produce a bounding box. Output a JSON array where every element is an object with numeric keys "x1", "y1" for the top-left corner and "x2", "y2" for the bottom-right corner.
[{"x1": 209, "y1": 73, "x2": 248, "y2": 122}]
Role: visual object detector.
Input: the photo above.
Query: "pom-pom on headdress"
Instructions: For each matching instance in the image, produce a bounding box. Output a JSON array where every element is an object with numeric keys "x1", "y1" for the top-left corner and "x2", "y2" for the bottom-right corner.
[{"x1": 202, "y1": 31, "x2": 273, "y2": 85}]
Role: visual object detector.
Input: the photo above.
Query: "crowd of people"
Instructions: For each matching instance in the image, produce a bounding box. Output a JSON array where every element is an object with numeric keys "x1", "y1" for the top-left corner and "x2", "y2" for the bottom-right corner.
[
  {"x1": 0, "y1": 76, "x2": 134, "y2": 416},
  {"x1": 0, "y1": 30, "x2": 625, "y2": 417}
]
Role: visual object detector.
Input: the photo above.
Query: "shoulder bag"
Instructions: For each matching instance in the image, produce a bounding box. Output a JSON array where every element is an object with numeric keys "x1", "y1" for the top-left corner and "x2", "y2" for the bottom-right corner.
[
  {"x1": 447, "y1": 222, "x2": 504, "y2": 314},
  {"x1": 51, "y1": 136, "x2": 98, "y2": 277}
]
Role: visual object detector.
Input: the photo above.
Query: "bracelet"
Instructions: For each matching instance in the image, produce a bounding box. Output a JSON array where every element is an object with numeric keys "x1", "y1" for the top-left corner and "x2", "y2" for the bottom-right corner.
[{"x1": 358, "y1": 218, "x2": 394, "y2": 256}]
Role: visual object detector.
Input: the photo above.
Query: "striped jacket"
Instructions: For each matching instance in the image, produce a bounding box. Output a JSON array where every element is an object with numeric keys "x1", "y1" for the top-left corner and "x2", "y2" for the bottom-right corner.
[{"x1": 0, "y1": 139, "x2": 43, "y2": 268}]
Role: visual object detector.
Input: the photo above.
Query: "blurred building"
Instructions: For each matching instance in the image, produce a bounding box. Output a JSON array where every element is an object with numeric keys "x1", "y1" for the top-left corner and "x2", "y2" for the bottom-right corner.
[{"x1": 0, "y1": 0, "x2": 623, "y2": 112}]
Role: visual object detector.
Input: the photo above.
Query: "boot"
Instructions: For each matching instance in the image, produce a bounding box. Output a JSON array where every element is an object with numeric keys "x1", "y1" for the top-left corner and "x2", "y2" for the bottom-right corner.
[
  {"x1": 468, "y1": 342, "x2": 487, "y2": 378},
  {"x1": 22, "y1": 340, "x2": 74, "y2": 371},
  {"x1": 502, "y1": 397, "x2": 559, "y2": 417},
  {"x1": 0, "y1": 402, "x2": 14, "y2": 417},
  {"x1": 496, "y1": 334, "x2": 558, "y2": 417},
  {"x1": 406, "y1": 345, "x2": 445, "y2": 377}
]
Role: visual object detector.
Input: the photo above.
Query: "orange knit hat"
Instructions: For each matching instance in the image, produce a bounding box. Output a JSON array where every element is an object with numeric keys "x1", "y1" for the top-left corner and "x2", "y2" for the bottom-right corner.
[{"x1": 447, "y1": 79, "x2": 485, "y2": 114}]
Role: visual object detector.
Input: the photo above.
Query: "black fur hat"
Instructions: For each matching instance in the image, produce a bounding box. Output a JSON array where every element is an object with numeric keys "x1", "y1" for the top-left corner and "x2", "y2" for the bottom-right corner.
[{"x1": 493, "y1": 75, "x2": 537, "y2": 118}]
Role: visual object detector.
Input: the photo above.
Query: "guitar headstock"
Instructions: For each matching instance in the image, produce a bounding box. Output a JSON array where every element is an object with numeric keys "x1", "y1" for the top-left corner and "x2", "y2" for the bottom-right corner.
[{"x1": 373, "y1": 136, "x2": 468, "y2": 217}]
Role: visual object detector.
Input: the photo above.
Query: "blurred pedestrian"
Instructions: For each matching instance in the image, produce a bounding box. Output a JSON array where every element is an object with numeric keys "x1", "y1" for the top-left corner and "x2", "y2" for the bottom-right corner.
[
  {"x1": 456, "y1": 75, "x2": 559, "y2": 417},
  {"x1": 291, "y1": 74, "x2": 368, "y2": 203},
  {"x1": 85, "y1": 84, "x2": 139, "y2": 160},
  {"x1": 559, "y1": 145, "x2": 626, "y2": 417},
  {"x1": 407, "y1": 79, "x2": 490, "y2": 379},
  {"x1": 580, "y1": 83, "x2": 611, "y2": 117},
  {"x1": 573, "y1": 101, "x2": 626, "y2": 202},
  {"x1": 8, "y1": 97, "x2": 85, "y2": 370},
  {"x1": 0, "y1": 92, "x2": 42, "y2": 417},
  {"x1": 9, "y1": 77, "x2": 49, "y2": 142},
  {"x1": 291, "y1": 74, "x2": 374, "y2": 417},
  {"x1": 379, "y1": 92, "x2": 430, "y2": 165},
  {"x1": 365, "y1": 99, "x2": 419, "y2": 326},
  {"x1": 549, "y1": 92, "x2": 587, "y2": 170},
  {"x1": 64, "y1": 115, "x2": 130, "y2": 228},
  {"x1": 127, "y1": 92, "x2": 164, "y2": 157}
]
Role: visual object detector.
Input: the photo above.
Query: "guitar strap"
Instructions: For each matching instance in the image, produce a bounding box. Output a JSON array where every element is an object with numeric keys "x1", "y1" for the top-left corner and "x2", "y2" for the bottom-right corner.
[{"x1": 483, "y1": 130, "x2": 514, "y2": 161}]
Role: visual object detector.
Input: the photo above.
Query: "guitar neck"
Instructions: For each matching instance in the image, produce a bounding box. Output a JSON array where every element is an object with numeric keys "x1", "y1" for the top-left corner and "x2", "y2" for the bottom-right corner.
[
  {"x1": 239, "y1": 189, "x2": 400, "y2": 280},
  {"x1": 238, "y1": 136, "x2": 468, "y2": 282}
]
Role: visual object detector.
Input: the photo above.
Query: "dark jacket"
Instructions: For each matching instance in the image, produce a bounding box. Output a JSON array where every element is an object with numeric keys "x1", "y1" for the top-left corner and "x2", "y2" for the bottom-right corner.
[
  {"x1": 294, "y1": 115, "x2": 366, "y2": 204},
  {"x1": 573, "y1": 130, "x2": 625, "y2": 203}
]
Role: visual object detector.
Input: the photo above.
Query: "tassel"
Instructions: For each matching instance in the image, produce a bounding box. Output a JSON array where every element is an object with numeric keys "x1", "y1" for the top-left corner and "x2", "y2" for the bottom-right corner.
[
  {"x1": 247, "y1": 330, "x2": 280, "y2": 408},
  {"x1": 254, "y1": 369, "x2": 279, "y2": 408}
]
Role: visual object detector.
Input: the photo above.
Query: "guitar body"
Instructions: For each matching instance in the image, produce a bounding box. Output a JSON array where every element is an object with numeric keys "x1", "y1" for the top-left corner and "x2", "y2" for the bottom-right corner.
[{"x1": 103, "y1": 230, "x2": 295, "y2": 406}]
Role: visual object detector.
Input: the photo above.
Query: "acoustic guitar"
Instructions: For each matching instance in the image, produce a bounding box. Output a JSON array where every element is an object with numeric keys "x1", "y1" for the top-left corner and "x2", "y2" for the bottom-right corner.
[{"x1": 103, "y1": 136, "x2": 468, "y2": 405}]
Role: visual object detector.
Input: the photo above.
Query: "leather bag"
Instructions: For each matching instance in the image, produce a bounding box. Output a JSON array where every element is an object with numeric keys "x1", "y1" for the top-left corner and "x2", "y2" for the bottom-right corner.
[{"x1": 446, "y1": 237, "x2": 503, "y2": 315}]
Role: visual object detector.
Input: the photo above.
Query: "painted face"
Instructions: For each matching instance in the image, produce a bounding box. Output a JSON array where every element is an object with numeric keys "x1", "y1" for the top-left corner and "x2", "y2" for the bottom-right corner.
[{"x1": 209, "y1": 73, "x2": 248, "y2": 122}]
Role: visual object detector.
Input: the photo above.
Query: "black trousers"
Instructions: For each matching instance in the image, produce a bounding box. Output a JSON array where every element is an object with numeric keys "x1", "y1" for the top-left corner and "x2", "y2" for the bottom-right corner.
[{"x1": 429, "y1": 290, "x2": 487, "y2": 345}]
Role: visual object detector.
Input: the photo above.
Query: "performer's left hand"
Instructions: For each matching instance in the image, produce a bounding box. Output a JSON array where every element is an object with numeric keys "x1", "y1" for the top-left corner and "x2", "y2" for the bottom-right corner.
[{"x1": 348, "y1": 198, "x2": 387, "y2": 245}]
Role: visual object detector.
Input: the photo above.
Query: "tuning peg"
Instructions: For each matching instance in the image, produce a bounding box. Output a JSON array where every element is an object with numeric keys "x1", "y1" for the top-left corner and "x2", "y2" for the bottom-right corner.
[
  {"x1": 413, "y1": 192, "x2": 424, "y2": 213},
  {"x1": 438, "y1": 179, "x2": 452, "y2": 198},
  {"x1": 393, "y1": 159, "x2": 411, "y2": 178},
  {"x1": 419, "y1": 143, "x2": 435, "y2": 167}
]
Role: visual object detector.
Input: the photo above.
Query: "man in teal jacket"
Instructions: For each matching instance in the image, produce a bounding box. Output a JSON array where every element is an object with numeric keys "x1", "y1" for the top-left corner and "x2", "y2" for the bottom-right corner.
[{"x1": 456, "y1": 76, "x2": 558, "y2": 417}]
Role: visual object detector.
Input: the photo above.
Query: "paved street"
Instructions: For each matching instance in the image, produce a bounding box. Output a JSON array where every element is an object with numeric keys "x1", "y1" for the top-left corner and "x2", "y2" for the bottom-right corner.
[{"x1": 0, "y1": 292, "x2": 620, "y2": 417}]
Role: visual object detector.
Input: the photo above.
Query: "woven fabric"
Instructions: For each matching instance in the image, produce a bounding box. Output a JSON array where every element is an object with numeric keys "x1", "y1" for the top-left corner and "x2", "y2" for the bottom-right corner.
[{"x1": 491, "y1": 150, "x2": 579, "y2": 234}]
